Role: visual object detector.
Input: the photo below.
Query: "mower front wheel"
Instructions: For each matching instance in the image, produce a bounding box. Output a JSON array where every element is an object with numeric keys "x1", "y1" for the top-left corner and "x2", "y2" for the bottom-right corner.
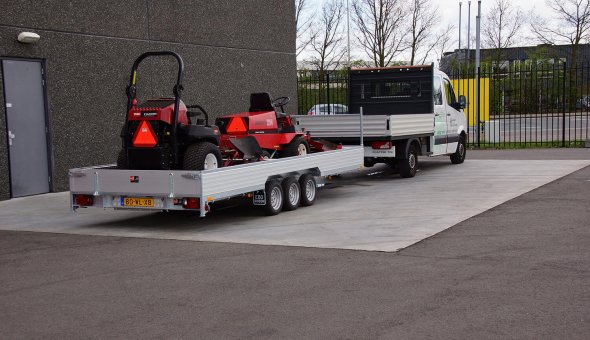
[
  {"x1": 183, "y1": 142, "x2": 223, "y2": 171},
  {"x1": 281, "y1": 136, "x2": 310, "y2": 158}
]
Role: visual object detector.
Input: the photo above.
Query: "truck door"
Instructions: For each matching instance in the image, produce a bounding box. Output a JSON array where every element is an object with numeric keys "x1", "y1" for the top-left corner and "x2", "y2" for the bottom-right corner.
[
  {"x1": 433, "y1": 75, "x2": 447, "y2": 155},
  {"x1": 443, "y1": 78, "x2": 460, "y2": 154}
]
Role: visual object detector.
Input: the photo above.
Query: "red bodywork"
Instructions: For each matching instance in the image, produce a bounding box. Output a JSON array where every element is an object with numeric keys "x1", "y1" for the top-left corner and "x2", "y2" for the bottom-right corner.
[
  {"x1": 217, "y1": 110, "x2": 305, "y2": 151},
  {"x1": 127, "y1": 99, "x2": 188, "y2": 125}
]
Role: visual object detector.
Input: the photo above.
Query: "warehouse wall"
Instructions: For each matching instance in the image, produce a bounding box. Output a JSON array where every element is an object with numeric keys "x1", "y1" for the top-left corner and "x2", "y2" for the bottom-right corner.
[{"x1": 0, "y1": 0, "x2": 296, "y2": 200}]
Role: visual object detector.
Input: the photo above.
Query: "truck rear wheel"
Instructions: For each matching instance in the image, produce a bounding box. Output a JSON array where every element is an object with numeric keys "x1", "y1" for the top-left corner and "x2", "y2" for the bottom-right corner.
[
  {"x1": 299, "y1": 174, "x2": 317, "y2": 206},
  {"x1": 282, "y1": 177, "x2": 301, "y2": 211},
  {"x1": 264, "y1": 180, "x2": 283, "y2": 215},
  {"x1": 183, "y1": 142, "x2": 222, "y2": 170},
  {"x1": 281, "y1": 136, "x2": 309, "y2": 158},
  {"x1": 398, "y1": 144, "x2": 418, "y2": 178}
]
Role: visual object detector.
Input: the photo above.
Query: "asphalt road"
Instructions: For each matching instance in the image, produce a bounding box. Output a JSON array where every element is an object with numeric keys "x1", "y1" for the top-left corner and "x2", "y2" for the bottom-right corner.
[{"x1": 1, "y1": 149, "x2": 589, "y2": 339}]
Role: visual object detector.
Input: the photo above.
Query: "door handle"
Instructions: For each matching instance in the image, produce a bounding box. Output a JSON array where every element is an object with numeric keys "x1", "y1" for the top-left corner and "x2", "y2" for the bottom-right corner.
[
  {"x1": 8, "y1": 131, "x2": 15, "y2": 146},
  {"x1": 434, "y1": 113, "x2": 440, "y2": 116},
  {"x1": 446, "y1": 114, "x2": 451, "y2": 116}
]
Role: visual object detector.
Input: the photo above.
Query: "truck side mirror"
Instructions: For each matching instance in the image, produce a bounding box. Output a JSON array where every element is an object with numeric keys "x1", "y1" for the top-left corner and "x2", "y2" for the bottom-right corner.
[{"x1": 458, "y1": 95, "x2": 467, "y2": 109}]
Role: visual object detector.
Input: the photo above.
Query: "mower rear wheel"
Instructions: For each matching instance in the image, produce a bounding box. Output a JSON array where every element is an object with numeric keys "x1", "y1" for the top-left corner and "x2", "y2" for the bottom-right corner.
[
  {"x1": 183, "y1": 142, "x2": 222, "y2": 171},
  {"x1": 281, "y1": 136, "x2": 310, "y2": 158},
  {"x1": 116, "y1": 150, "x2": 127, "y2": 169}
]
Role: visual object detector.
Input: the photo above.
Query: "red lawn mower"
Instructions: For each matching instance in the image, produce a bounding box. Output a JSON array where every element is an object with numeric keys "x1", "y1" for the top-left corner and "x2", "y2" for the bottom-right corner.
[
  {"x1": 117, "y1": 51, "x2": 222, "y2": 171},
  {"x1": 215, "y1": 93, "x2": 331, "y2": 166}
]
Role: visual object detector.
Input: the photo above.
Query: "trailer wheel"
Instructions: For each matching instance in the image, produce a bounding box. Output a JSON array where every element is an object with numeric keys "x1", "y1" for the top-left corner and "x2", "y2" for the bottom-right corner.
[
  {"x1": 264, "y1": 180, "x2": 283, "y2": 215},
  {"x1": 116, "y1": 149, "x2": 127, "y2": 169},
  {"x1": 282, "y1": 177, "x2": 301, "y2": 211},
  {"x1": 281, "y1": 136, "x2": 309, "y2": 158},
  {"x1": 399, "y1": 144, "x2": 418, "y2": 178},
  {"x1": 450, "y1": 135, "x2": 466, "y2": 164},
  {"x1": 183, "y1": 142, "x2": 223, "y2": 170},
  {"x1": 299, "y1": 174, "x2": 317, "y2": 206}
]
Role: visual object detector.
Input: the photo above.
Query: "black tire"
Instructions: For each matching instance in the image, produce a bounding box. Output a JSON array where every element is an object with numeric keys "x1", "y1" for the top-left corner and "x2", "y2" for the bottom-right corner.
[
  {"x1": 450, "y1": 135, "x2": 466, "y2": 164},
  {"x1": 363, "y1": 158, "x2": 376, "y2": 168},
  {"x1": 281, "y1": 136, "x2": 310, "y2": 158},
  {"x1": 398, "y1": 144, "x2": 418, "y2": 178},
  {"x1": 117, "y1": 149, "x2": 127, "y2": 169},
  {"x1": 282, "y1": 176, "x2": 301, "y2": 211},
  {"x1": 260, "y1": 150, "x2": 271, "y2": 160},
  {"x1": 183, "y1": 142, "x2": 223, "y2": 170},
  {"x1": 264, "y1": 180, "x2": 283, "y2": 215},
  {"x1": 299, "y1": 174, "x2": 317, "y2": 206}
]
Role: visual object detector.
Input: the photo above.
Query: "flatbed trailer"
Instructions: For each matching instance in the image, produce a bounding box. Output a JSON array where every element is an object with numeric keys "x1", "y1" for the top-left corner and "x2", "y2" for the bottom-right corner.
[{"x1": 70, "y1": 146, "x2": 363, "y2": 217}]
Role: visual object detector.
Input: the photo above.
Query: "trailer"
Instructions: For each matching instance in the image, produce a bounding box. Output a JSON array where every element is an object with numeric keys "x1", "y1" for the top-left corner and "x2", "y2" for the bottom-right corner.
[
  {"x1": 295, "y1": 65, "x2": 468, "y2": 178},
  {"x1": 70, "y1": 146, "x2": 363, "y2": 217}
]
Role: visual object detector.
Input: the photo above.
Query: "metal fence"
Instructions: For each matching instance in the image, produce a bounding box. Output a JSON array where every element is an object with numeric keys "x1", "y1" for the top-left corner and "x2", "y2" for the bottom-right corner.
[{"x1": 297, "y1": 63, "x2": 590, "y2": 148}]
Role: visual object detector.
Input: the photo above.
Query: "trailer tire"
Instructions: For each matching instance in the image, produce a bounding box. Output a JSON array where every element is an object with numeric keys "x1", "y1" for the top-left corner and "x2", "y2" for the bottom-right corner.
[
  {"x1": 281, "y1": 136, "x2": 309, "y2": 158},
  {"x1": 116, "y1": 149, "x2": 127, "y2": 169},
  {"x1": 264, "y1": 180, "x2": 283, "y2": 215},
  {"x1": 183, "y1": 142, "x2": 222, "y2": 170},
  {"x1": 399, "y1": 144, "x2": 418, "y2": 178},
  {"x1": 282, "y1": 176, "x2": 301, "y2": 211},
  {"x1": 450, "y1": 135, "x2": 466, "y2": 164},
  {"x1": 299, "y1": 174, "x2": 317, "y2": 206}
]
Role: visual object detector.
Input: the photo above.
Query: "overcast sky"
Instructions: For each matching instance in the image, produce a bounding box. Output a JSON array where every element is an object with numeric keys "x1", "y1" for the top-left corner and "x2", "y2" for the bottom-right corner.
[{"x1": 300, "y1": 0, "x2": 553, "y2": 63}]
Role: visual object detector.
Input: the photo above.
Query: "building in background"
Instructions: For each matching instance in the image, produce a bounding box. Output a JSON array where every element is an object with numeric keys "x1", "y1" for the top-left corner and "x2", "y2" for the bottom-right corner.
[{"x1": 0, "y1": 0, "x2": 296, "y2": 200}]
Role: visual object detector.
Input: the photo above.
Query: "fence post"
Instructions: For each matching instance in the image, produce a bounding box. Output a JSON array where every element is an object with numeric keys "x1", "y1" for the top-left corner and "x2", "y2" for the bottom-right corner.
[
  {"x1": 476, "y1": 66, "x2": 481, "y2": 148},
  {"x1": 326, "y1": 73, "x2": 331, "y2": 115},
  {"x1": 562, "y1": 62, "x2": 567, "y2": 147}
]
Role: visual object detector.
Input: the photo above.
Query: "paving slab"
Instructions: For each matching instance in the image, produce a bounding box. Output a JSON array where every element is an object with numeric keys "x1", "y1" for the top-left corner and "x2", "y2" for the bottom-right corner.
[{"x1": 0, "y1": 159, "x2": 588, "y2": 251}]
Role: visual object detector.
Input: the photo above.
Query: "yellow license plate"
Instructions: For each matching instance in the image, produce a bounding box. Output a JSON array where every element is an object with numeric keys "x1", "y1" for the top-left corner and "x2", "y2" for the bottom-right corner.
[{"x1": 121, "y1": 197, "x2": 154, "y2": 207}]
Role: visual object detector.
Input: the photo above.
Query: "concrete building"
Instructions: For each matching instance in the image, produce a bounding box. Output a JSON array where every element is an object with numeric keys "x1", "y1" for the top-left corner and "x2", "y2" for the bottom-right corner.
[{"x1": 0, "y1": 0, "x2": 296, "y2": 200}]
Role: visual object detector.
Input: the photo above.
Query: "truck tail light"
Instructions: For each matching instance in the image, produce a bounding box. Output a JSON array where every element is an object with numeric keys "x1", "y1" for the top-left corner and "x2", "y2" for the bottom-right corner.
[
  {"x1": 74, "y1": 194, "x2": 94, "y2": 206},
  {"x1": 182, "y1": 197, "x2": 200, "y2": 209},
  {"x1": 371, "y1": 141, "x2": 392, "y2": 149}
]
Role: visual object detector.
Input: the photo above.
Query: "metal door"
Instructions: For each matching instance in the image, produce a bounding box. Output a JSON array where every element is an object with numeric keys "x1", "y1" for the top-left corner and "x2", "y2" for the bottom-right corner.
[
  {"x1": 2, "y1": 59, "x2": 50, "y2": 197},
  {"x1": 432, "y1": 75, "x2": 448, "y2": 155}
]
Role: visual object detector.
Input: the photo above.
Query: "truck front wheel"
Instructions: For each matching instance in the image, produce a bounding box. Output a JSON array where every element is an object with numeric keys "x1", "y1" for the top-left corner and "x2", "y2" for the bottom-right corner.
[
  {"x1": 398, "y1": 145, "x2": 418, "y2": 178},
  {"x1": 450, "y1": 135, "x2": 466, "y2": 164}
]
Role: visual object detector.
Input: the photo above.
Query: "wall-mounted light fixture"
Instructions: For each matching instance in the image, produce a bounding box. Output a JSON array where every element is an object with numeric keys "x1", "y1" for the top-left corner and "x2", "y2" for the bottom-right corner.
[{"x1": 17, "y1": 32, "x2": 40, "y2": 44}]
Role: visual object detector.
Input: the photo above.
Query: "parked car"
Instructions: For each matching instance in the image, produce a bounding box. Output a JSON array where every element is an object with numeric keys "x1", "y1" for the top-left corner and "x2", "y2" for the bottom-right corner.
[
  {"x1": 307, "y1": 104, "x2": 348, "y2": 115},
  {"x1": 576, "y1": 96, "x2": 590, "y2": 109}
]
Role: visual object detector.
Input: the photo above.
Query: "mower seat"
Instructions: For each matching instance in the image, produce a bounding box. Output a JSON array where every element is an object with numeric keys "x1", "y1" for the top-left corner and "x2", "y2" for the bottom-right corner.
[{"x1": 249, "y1": 92, "x2": 274, "y2": 112}]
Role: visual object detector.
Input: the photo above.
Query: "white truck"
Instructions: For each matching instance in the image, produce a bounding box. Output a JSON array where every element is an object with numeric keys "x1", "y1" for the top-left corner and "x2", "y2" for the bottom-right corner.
[{"x1": 295, "y1": 64, "x2": 467, "y2": 177}]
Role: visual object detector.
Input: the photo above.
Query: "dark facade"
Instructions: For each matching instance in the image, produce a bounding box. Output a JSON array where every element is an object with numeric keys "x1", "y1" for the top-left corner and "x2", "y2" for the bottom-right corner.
[
  {"x1": 440, "y1": 43, "x2": 590, "y2": 73},
  {"x1": 0, "y1": 0, "x2": 297, "y2": 200}
]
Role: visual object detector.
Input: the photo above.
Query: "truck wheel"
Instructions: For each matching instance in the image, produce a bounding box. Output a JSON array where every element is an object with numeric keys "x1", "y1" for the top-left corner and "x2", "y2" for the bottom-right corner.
[
  {"x1": 282, "y1": 176, "x2": 301, "y2": 211},
  {"x1": 117, "y1": 150, "x2": 127, "y2": 169},
  {"x1": 450, "y1": 135, "x2": 466, "y2": 164},
  {"x1": 299, "y1": 174, "x2": 317, "y2": 206},
  {"x1": 264, "y1": 180, "x2": 283, "y2": 215},
  {"x1": 399, "y1": 144, "x2": 418, "y2": 178},
  {"x1": 281, "y1": 136, "x2": 309, "y2": 158},
  {"x1": 183, "y1": 142, "x2": 223, "y2": 170}
]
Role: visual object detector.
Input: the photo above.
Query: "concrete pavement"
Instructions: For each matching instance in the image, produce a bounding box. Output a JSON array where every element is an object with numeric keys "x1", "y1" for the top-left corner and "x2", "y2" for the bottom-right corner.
[{"x1": 0, "y1": 149, "x2": 589, "y2": 339}]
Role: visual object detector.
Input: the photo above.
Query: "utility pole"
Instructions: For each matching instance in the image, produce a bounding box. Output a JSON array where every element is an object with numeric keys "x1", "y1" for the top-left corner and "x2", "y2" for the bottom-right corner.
[
  {"x1": 347, "y1": 0, "x2": 351, "y2": 67},
  {"x1": 458, "y1": 2, "x2": 462, "y2": 52},
  {"x1": 467, "y1": 1, "x2": 471, "y2": 73},
  {"x1": 475, "y1": 0, "x2": 481, "y2": 147}
]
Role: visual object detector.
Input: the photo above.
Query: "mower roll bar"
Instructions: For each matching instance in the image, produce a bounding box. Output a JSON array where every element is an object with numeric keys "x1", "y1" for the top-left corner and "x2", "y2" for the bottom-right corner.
[{"x1": 124, "y1": 51, "x2": 185, "y2": 164}]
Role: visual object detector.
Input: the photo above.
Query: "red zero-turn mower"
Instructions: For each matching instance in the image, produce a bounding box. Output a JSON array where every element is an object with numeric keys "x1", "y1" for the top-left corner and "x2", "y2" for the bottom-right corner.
[
  {"x1": 215, "y1": 93, "x2": 334, "y2": 166},
  {"x1": 117, "y1": 51, "x2": 222, "y2": 171}
]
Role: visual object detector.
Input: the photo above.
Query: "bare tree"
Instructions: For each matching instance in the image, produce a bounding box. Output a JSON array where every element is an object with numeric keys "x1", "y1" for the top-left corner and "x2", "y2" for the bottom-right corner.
[
  {"x1": 407, "y1": 0, "x2": 440, "y2": 65},
  {"x1": 483, "y1": 0, "x2": 524, "y2": 68},
  {"x1": 432, "y1": 24, "x2": 456, "y2": 66},
  {"x1": 352, "y1": 0, "x2": 407, "y2": 67},
  {"x1": 309, "y1": 0, "x2": 346, "y2": 76},
  {"x1": 296, "y1": 0, "x2": 315, "y2": 57},
  {"x1": 531, "y1": 0, "x2": 590, "y2": 65}
]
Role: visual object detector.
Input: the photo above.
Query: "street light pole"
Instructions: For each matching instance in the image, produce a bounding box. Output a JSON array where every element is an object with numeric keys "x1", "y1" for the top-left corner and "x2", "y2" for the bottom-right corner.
[{"x1": 475, "y1": 0, "x2": 481, "y2": 147}]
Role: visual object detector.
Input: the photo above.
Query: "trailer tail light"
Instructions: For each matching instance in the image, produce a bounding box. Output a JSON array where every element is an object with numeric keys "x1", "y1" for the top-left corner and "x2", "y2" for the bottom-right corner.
[
  {"x1": 74, "y1": 194, "x2": 94, "y2": 206},
  {"x1": 132, "y1": 120, "x2": 158, "y2": 147},
  {"x1": 182, "y1": 197, "x2": 200, "y2": 209},
  {"x1": 371, "y1": 141, "x2": 392, "y2": 149}
]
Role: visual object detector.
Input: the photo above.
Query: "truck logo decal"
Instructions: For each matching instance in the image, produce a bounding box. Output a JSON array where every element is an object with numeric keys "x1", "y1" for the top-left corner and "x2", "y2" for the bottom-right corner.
[{"x1": 130, "y1": 176, "x2": 139, "y2": 183}]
